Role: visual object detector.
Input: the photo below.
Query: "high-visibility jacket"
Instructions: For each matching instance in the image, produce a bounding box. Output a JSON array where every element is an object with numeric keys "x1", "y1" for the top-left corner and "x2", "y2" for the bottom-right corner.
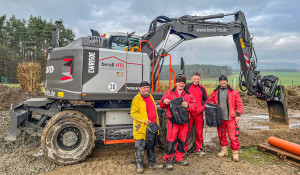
[{"x1": 131, "y1": 92, "x2": 160, "y2": 140}]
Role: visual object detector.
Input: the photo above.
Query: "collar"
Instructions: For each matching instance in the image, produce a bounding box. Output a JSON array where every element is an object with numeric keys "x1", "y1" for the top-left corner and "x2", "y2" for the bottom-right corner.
[
  {"x1": 171, "y1": 86, "x2": 190, "y2": 94},
  {"x1": 214, "y1": 84, "x2": 233, "y2": 92}
]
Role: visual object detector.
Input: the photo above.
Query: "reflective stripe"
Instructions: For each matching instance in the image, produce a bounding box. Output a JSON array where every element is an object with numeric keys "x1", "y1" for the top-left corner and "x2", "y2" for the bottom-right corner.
[{"x1": 244, "y1": 54, "x2": 250, "y2": 69}]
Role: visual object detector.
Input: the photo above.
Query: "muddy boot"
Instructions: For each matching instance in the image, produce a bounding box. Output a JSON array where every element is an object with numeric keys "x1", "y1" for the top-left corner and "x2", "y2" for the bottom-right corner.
[
  {"x1": 178, "y1": 159, "x2": 189, "y2": 166},
  {"x1": 165, "y1": 158, "x2": 173, "y2": 170},
  {"x1": 136, "y1": 163, "x2": 144, "y2": 173},
  {"x1": 196, "y1": 150, "x2": 206, "y2": 156},
  {"x1": 149, "y1": 164, "x2": 164, "y2": 169},
  {"x1": 135, "y1": 140, "x2": 145, "y2": 173},
  {"x1": 217, "y1": 146, "x2": 228, "y2": 157},
  {"x1": 232, "y1": 151, "x2": 239, "y2": 162}
]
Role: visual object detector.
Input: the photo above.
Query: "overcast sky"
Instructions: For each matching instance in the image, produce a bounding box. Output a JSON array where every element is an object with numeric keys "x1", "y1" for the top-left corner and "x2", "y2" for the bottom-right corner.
[{"x1": 0, "y1": 0, "x2": 299, "y2": 68}]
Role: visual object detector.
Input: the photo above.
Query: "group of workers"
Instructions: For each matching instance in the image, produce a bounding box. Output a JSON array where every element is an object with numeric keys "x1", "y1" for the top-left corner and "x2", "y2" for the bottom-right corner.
[{"x1": 130, "y1": 73, "x2": 243, "y2": 173}]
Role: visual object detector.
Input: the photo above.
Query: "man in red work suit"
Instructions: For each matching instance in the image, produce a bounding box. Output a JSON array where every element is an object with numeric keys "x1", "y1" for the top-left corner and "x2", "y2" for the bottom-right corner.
[
  {"x1": 184, "y1": 73, "x2": 208, "y2": 155},
  {"x1": 209, "y1": 75, "x2": 243, "y2": 162},
  {"x1": 160, "y1": 76, "x2": 196, "y2": 170}
]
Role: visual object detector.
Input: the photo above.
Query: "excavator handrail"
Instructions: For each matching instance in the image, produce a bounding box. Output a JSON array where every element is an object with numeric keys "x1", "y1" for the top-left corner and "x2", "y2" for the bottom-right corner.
[
  {"x1": 139, "y1": 40, "x2": 155, "y2": 93},
  {"x1": 157, "y1": 54, "x2": 176, "y2": 93}
]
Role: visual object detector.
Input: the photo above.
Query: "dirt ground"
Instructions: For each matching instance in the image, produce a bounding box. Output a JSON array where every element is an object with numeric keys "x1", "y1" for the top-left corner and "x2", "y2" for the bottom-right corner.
[
  {"x1": 0, "y1": 85, "x2": 44, "y2": 111},
  {"x1": 0, "y1": 85, "x2": 300, "y2": 175}
]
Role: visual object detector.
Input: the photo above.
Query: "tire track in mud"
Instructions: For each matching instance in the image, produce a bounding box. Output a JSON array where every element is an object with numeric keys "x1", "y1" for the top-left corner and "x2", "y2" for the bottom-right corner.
[
  {"x1": 1, "y1": 109, "x2": 300, "y2": 174},
  {"x1": 46, "y1": 144, "x2": 136, "y2": 175}
]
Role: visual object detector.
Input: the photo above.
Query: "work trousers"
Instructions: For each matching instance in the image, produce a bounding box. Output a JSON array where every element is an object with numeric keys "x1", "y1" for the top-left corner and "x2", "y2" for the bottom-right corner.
[
  {"x1": 135, "y1": 129, "x2": 158, "y2": 166},
  {"x1": 184, "y1": 114, "x2": 204, "y2": 152},
  {"x1": 163, "y1": 119, "x2": 189, "y2": 162},
  {"x1": 217, "y1": 119, "x2": 240, "y2": 151}
]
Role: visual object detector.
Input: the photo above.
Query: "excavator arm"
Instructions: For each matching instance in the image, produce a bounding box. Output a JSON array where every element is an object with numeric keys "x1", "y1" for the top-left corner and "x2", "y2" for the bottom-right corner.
[{"x1": 141, "y1": 10, "x2": 288, "y2": 123}]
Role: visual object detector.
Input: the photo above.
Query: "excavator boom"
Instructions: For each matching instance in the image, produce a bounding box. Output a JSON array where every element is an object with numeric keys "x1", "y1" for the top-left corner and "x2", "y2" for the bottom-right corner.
[{"x1": 141, "y1": 10, "x2": 288, "y2": 124}]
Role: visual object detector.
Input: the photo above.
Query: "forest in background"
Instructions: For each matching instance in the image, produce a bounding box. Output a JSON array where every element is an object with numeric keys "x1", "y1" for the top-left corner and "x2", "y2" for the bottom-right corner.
[
  {"x1": 159, "y1": 64, "x2": 233, "y2": 80},
  {"x1": 0, "y1": 14, "x2": 75, "y2": 83}
]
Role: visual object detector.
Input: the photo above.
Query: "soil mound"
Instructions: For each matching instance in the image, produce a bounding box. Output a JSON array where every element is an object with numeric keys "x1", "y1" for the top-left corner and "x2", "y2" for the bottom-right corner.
[
  {"x1": 239, "y1": 128, "x2": 300, "y2": 147},
  {"x1": 286, "y1": 86, "x2": 300, "y2": 110},
  {"x1": 0, "y1": 85, "x2": 299, "y2": 112},
  {"x1": 0, "y1": 85, "x2": 44, "y2": 111}
]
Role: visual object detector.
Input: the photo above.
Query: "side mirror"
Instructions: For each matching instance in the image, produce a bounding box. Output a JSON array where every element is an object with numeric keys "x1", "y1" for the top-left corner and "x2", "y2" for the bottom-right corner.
[
  {"x1": 91, "y1": 29, "x2": 100, "y2": 36},
  {"x1": 127, "y1": 31, "x2": 135, "y2": 37}
]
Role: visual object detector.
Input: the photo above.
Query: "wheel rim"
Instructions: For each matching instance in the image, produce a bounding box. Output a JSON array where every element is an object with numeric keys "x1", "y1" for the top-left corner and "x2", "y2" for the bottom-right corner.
[{"x1": 57, "y1": 127, "x2": 82, "y2": 151}]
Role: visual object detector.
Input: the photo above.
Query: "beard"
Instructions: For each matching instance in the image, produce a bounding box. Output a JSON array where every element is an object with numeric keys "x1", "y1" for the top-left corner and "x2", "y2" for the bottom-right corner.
[{"x1": 141, "y1": 92, "x2": 150, "y2": 97}]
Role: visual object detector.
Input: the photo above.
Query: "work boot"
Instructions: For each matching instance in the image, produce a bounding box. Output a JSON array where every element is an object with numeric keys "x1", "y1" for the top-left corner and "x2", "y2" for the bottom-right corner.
[
  {"x1": 136, "y1": 163, "x2": 144, "y2": 173},
  {"x1": 178, "y1": 159, "x2": 189, "y2": 166},
  {"x1": 149, "y1": 164, "x2": 164, "y2": 169},
  {"x1": 135, "y1": 140, "x2": 145, "y2": 173},
  {"x1": 217, "y1": 146, "x2": 228, "y2": 157},
  {"x1": 196, "y1": 150, "x2": 206, "y2": 156},
  {"x1": 147, "y1": 149, "x2": 157, "y2": 167},
  {"x1": 165, "y1": 158, "x2": 173, "y2": 170},
  {"x1": 232, "y1": 151, "x2": 239, "y2": 162}
]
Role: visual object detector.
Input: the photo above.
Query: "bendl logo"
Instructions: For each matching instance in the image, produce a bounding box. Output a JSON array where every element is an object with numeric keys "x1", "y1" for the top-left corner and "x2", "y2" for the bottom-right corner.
[{"x1": 102, "y1": 62, "x2": 124, "y2": 68}]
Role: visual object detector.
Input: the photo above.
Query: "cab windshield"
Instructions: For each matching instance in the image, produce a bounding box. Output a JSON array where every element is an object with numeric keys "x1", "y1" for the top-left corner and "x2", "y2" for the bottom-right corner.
[{"x1": 110, "y1": 36, "x2": 140, "y2": 51}]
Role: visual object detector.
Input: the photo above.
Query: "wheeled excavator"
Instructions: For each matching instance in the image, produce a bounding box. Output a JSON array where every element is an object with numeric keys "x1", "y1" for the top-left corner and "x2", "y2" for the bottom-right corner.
[{"x1": 5, "y1": 10, "x2": 288, "y2": 165}]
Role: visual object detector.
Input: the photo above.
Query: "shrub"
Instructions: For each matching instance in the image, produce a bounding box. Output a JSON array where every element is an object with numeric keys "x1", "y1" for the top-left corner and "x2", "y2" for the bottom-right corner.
[{"x1": 17, "y1": 62, "x2": 42, "y2": 92}]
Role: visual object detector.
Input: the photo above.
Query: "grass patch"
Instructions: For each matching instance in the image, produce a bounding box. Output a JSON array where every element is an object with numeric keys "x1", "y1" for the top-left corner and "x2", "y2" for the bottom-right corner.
[
  {"x1": 2, "y1": 84, "x2": 45, "y2": 92},
  {"x1": 231, "y1": 146, "x2": 300, "y2": 172},
  {"x1": 5, "y1": 84, "x2": 20, "y2": 88},
  {"x1": 228, "y1": 146, "x2": 276, "y2": 164},
  {"x1": 231, "y1": 72, "x2": 300, "y2": 86}
]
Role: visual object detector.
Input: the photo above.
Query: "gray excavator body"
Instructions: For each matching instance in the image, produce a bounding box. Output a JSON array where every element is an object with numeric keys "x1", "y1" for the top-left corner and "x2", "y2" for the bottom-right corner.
[{"x1": 5, "y1": 11, "x2": 289, "y2": 165}]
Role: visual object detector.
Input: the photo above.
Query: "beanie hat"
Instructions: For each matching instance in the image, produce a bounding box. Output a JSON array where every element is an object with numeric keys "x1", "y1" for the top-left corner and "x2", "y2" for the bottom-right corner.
[
  {"x1": 219, "y1": 75, "x2": 228, "y2": 82},
  {"x1": 176, "y1": 76, "x2": 186, "y2": 84},
  {"x1": 140, "y1": 81, "x2": 150, "y2": 87}
]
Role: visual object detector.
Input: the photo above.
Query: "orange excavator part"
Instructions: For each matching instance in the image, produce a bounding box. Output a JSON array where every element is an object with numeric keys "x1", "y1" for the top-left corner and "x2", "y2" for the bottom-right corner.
[
  {"x1": 104, "y1": 139, "x2": 135, "y2": 145},
  {"x1": 268, "y1": 136, "x2": 300, "y2": 156},
  {"x1": 157, "y1": 54, "x2": 176, "y2": 92}
]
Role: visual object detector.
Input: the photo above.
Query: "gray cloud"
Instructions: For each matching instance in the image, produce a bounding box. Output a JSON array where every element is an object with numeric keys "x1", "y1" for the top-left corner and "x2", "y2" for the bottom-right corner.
[{"x1": 0, "y1": 0, "x2": 299, "y2": 67}]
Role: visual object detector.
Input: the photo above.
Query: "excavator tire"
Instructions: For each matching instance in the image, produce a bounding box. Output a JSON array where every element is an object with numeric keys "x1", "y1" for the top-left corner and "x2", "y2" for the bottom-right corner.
[
  {"x1": 158, "y1": 111, "x2": 196, "y2": 153},
  {"x1": 41, "y1": 110, "x2": 96, "y2": 165},
  {"x1": 187, "y1": 124, "x2": 196, "y2": 152}
]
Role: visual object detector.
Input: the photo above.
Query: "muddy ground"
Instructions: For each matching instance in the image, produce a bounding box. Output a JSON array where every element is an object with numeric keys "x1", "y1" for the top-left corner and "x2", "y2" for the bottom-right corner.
[{"x1": 0, "y1": 85, "x2": 300, "y2": 175}]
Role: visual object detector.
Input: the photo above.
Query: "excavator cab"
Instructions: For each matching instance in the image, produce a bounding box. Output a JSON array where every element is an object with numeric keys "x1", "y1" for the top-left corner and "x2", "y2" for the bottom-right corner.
[{"x1": 105, "y1": 32, "x2": 140, "y2": 52}]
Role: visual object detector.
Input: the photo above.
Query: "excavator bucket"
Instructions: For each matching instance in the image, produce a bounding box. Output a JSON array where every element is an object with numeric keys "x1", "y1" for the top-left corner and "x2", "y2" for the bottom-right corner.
[{"x1": 267, "y1": 85, "x2": 289, "y2": 124}]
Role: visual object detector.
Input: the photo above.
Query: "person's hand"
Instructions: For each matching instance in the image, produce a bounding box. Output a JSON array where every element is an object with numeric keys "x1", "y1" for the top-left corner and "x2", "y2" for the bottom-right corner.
[
  {"x1": 235, "y1": 116, "x2": 240, "y2": 123},
  {"x1": 181, "y1": 102, "x2": 188, "y2": 108},
  {"x1": 163, "y1": 99, "x2": 171, "y2": 105},
  {"x1": 146, "y1": 119, "x2": 151, "y2": 125}
]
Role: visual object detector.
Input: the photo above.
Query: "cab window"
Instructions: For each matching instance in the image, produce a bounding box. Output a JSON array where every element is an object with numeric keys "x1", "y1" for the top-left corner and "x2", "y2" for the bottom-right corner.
[{"x1": 110, "y1": 36, "x2": 140, "y2": 51}]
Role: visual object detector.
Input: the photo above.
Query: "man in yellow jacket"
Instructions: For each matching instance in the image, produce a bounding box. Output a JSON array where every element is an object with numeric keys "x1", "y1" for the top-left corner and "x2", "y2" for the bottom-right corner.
[{"x1": 131, "y1": 81, "x2": 164, "y2": 173}]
